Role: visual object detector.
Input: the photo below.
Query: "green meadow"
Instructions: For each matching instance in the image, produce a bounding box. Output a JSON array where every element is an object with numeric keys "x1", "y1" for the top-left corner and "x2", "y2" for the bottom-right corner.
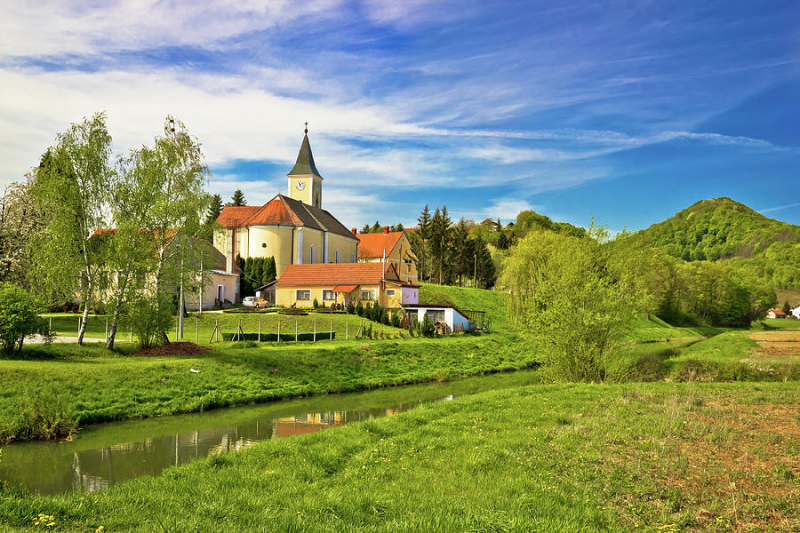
[{"x1": 1, "y1": 382, "x2": 797, "y2": 532}]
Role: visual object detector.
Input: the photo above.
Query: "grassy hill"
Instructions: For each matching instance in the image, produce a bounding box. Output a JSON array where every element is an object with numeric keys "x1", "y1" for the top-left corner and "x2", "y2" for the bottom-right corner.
[
  {"x1": 419, "y1": 283, "x2": 511, "y2": 330},
  {"x1": 641, "y1": 196, "x2": 800, "y2": 260}
]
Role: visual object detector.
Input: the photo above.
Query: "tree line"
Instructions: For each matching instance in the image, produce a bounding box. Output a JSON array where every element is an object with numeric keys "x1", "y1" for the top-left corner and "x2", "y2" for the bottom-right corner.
[{"x1": 409, "y1": 205, "x2": 496, "y2": 289}]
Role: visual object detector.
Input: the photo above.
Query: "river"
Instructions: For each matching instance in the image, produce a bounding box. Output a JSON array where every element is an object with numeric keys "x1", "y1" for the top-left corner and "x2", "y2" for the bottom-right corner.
[{"x1": 0, "y1": 370, "x2": 538, "y2": 495}]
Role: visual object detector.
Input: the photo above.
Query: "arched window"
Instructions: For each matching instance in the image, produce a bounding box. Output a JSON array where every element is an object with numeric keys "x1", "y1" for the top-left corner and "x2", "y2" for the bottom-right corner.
[
  {"x1": 335, "y1": 249, "x2": 340, "y2": 263},
  {"x1": 310, "y1": 244, "x2": 315, "y2": 264}
]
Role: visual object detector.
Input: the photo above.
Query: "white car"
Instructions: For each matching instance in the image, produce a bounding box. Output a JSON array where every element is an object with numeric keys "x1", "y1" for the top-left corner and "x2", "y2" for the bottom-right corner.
[{"x1": 242, "y1": 296, "x2": 256, "y2": 307}]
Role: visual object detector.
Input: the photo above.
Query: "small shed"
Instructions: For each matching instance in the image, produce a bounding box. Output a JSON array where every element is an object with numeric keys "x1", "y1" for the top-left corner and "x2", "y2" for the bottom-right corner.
[
  {"x1": 402, "y1": 304, "x2": 474, "y2": 333},
  {"x1": 767, "y1": 309, "x2": 788, "y2": 319}
]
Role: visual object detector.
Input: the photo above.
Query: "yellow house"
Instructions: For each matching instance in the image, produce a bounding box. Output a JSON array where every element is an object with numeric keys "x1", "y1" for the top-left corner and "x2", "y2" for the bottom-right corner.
[
  {"x1": 276, "y1": 262, "x2": 419, "y2": 310},
  {"x1": 213, "y1": 129, "x2": 360, "y2": 298},
  {"x1": 357, "y1": 228, "x2": 418, "y2": 283}
]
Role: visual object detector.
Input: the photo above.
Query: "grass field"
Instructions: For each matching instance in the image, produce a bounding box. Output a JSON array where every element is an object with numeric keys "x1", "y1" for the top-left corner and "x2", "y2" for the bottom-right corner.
[
  {"x1": 1, "y1": 381, "x2": 797, "y2": 532},
  {"x1": 0, "y1": 333, "x2": 538, "y2": 444},
  {"x1": 44, "y1": 311, "x2": 405, "y2": 343}
]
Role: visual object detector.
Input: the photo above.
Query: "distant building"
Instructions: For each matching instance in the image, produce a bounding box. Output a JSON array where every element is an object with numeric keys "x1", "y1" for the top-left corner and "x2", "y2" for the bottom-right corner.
[
  {"x1": 767, "y1": 309, "x2": 788, "y2": 319},
  {"x1": 357, "y1": 227, "x2": 418, "y2": 283},
  {"x1": 275, "y1": 262, "x2": 419, "y2": 310}
]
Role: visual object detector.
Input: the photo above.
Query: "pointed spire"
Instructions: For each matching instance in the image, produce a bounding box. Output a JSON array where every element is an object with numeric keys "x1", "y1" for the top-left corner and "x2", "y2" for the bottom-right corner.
[{"x1": 288, "y1": 125, "x2": 322, "y2": 177}]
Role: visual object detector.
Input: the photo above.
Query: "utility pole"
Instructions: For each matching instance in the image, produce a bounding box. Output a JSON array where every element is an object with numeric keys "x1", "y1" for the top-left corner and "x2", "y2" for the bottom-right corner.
[
  {"x1": 178, "y1": 254, "x2": 184, "y2": 339},
  {"x1": 198, "y1": 261, "x2": 203, "y2": 316},
  {"x1": 473, "y1": 254, "x2": 477, "y2": 288}
]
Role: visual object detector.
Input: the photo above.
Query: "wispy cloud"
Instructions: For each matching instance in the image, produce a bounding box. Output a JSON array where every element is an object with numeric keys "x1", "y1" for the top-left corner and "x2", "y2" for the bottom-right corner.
[{"x1": 759, "y1": 202, "x2": 800, "y2": 214}]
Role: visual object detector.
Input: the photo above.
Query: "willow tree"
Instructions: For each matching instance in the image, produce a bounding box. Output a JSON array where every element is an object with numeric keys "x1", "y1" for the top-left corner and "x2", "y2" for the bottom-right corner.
[
  {"x1": 30, "y1": 113, "x2": 112, "y2": 345},
  {"x1": 501, "y1": 226, "x2": 651, "y2": 381}
]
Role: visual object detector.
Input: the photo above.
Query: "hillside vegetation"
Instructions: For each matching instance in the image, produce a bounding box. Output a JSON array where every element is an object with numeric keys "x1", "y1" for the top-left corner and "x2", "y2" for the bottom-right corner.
[{"x1": 640, "y1": 197, "x2": 800, "y2": 288}]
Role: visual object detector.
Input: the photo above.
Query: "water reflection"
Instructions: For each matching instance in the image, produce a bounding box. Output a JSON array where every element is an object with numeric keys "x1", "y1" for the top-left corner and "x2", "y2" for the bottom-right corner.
[{"x1": 0, "y1": 373, "x2": 535, "y2": 495}]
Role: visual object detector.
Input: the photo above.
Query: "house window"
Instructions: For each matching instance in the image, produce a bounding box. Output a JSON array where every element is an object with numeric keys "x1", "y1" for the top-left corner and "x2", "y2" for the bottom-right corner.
[
  {"x1": 360, "y1": 289, "x2": 376, "y2": 301},
  {"x1": 386, "y1": 289, "x2": 396, "y2": 296},
  {"x1": 322, "y1": 290, "x2": 335, "y2": 301},
  {"x1": 296, "y1": 289, "x2": 311, "y2": 301},
  {"x1": 310, "y1": 244, "x2": 315, "y2": 264},
  {"x1": 425, "y1": 309, "x2": 445, "y2": 323},
  {"x1": 406, "y1": 309, "x2": 418, "y2": 322},
  {"x1": 335, "y1": 249, "x2": 340, "y2": 263}
]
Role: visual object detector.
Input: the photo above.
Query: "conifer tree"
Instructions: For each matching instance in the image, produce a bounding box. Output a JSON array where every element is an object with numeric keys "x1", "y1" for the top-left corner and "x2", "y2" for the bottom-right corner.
[
  {"x1": 205, "y1": 193, "x2": 223, "y2": 224},
  {"x1": 227, "y1": 189, "x2": 247, "y2": 207},
  {"x1": 412, "y1": 205, "x2": 432, "y2": 282}
]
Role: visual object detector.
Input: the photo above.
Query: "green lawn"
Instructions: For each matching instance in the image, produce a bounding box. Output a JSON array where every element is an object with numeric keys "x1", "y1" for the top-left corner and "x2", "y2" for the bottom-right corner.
[
  {"x1": 0, "y1": 333, "x2": 538, "y2": 444},
  {"x1": 1, "y1": 381, "x2": 796, "y2": 532},
  {"x1": 45, "y1": 311, "x2": 404, "y2": 343}
]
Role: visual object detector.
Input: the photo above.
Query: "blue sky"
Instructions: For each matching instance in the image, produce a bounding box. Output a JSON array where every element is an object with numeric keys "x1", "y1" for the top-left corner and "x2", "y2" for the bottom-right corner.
[{"x1": 1, "y1": 0, "x2": 799, "y2": 231}]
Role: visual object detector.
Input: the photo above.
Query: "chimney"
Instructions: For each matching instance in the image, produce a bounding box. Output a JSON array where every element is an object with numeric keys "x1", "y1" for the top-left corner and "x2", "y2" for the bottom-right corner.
[{"x1": 384, "y1": 225, "x2": 389, "y2": 234}]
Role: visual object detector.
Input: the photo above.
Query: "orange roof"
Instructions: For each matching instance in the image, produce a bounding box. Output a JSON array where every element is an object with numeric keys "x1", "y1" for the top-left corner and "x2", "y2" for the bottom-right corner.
[
  {"x1": 216, "y1": 206, "x2": 259, "y2": 228},
  {"x1": 240, "y1": 197, "x2": 302, "y2": 226},
  {"x1": 216, "y1": 195, "x2": 357, "y2": 240},
  {"x1": 358, "y1": 231, "x2": 405, "y2": 259},
  {"x1": 277, "y1": 262, "x2": 398, "y2": 286}
]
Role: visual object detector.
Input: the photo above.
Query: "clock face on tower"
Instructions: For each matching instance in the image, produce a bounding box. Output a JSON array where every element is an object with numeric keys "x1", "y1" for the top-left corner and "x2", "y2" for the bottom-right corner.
[{"x1": 295, "y1": 181, "x2": 306, "y2": 191}]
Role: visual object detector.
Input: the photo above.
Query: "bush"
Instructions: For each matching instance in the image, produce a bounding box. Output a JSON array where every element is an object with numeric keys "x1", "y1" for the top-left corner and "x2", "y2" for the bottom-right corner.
[
  {"x1": 313, "y1": 298, "x2": 319, "y2": 309},
  {"x1": 346, "y1": 302, "x2": 355, "y2": 314},
  {"x1": 123, "y1": 294, "x2": 174, "y2": 349},
  {"x1": 0, "y1": 283, "x2": 46, "y2": 356},
  {"x1": 6, "y1": 386, "x2": 75, "y2": 442},
  {"x1": 356, "y1": 301, "x2": 364, "y2": 317},
  {"x1": 391, "y1": 311, "x2": 401, "y2": 328}
]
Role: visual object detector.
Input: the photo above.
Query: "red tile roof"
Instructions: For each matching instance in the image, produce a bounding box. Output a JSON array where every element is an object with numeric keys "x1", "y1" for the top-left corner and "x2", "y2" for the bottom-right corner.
[
  {"x1": 770, "y1": 309, "x2": 787, "y2": 316},
  {"x1": 277, "y1": 262, "x2": 398, "y2": 286},
  {"x1": 217, "y1": 206, "x2": 259, "y2": 229},
  {"x1": 240, "y1": 197, "x2": 301, "y2": 226},
  {"x1": 358, "y1": 231, "x2": 405, "y2": 259},
  {"x1": 216, "y1": 195, "x2": 357, "y2": 240}
]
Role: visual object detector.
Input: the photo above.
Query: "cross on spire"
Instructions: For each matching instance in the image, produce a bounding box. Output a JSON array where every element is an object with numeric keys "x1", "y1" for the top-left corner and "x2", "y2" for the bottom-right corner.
[{"x1": 304, "y1": 121, "x2": 308, "y2": 134}]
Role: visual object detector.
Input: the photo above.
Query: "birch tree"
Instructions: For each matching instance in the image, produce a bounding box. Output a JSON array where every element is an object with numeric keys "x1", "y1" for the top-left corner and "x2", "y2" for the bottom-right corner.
[
  {"x1": 30, "y1": 113, "x2": 112, "y2": 345},
  {"x1": 143, "y1": 116, "x2": 211, "y2": 345}
]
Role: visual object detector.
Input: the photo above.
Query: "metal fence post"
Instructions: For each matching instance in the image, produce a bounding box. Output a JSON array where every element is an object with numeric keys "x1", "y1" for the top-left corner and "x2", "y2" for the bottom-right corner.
[
  {"x1": 105, "y1": 317, "x2": 108, "y2": 343},
  {"x1": 313, "y1": 320, "x2": 316, "y2": 342},
  {"x1": 295, "y1": 319, "x2": 298, "y2": 343},
  {"x1": 346, "y1": 320, "x2": 348, "y2": 340},
  {"x1": 330, "y1": 319, "x2": 333, "y2": 341},
  {"x1": 195, "y1": 317, "x2": 199, "y2": 344},
  {"x1": 258, "y1": 320, "x2": 261, "y2": 342},
  {"x1": 277, "y1": 318, "x2": 280, "y2": 343}
]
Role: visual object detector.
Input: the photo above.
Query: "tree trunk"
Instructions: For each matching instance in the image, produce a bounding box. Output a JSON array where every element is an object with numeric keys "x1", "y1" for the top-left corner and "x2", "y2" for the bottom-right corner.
[
  {"x1": 106, "y1": 268, "x2": 131, "y2": 350},
  {"x1": 78, "y1": 280, "x2": 91, "y2": 346}
]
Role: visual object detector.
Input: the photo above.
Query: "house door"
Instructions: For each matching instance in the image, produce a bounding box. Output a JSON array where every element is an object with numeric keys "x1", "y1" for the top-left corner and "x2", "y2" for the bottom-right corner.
[{"x1": 217, "y1": 285, "x2": 225, "y2": 303}]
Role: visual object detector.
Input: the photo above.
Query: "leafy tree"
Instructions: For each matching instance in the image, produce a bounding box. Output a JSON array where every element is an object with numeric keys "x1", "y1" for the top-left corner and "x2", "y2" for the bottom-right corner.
[
  {"x1": 138, "y1": 116, "x2": 211, "y2": 344},
  {"x1": 0, "y1": 179, "x2": 43, "y2": 289},
  {"x1": 395, "y1": 223, "x2": 404, "y2": 232},
  {"x1": 501, "y1": 227, "x2": 651, "y2": 381},
  {"x1": 29, "y1": 112, "x2": 113, "y2": 345},
  {"x1": 370, "y1": 220, "x2": 382, "y2": 233},
  {"x1": 0, "y1": 283, "x2": 45, "y2": 355},
  {"x1": 227, "y1": 189, "x2": 247, "y2": 207}
]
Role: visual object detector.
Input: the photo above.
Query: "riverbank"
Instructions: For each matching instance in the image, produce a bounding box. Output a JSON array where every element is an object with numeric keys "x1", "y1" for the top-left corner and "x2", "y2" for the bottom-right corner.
[
  {"x1": 0, "y1": 334, "x2": 538, "y2": 444},
  {"x1": 2, "y1": 381, "x2": 796, "y2": 532}
]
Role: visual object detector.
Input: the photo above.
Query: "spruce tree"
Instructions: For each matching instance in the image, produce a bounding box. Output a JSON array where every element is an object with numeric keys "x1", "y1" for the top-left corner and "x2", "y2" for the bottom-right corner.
[
  {"x1": 412, "y1": 205, "x2": 432, "y2": 283},
  {"x1": 205, "y1": 193, "x2": 223, "y2": 224},
  {"x1": 227, "y1": 189, "x2": 247, "y2": 207}
]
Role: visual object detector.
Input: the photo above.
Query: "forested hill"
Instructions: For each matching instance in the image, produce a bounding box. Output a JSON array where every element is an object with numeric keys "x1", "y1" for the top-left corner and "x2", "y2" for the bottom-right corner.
[{"x1": 640, "y1": 197, "x2": 800, "y2": 262}]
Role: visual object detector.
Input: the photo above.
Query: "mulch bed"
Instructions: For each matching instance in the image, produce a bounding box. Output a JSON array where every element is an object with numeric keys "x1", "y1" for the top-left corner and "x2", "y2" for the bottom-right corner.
[{"x1": 135, "y1": 342, "x2": 212, "y2": 357}]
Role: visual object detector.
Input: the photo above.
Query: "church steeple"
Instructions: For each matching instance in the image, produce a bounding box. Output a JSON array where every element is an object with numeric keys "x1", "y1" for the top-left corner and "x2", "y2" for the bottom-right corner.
[{"x1": 287, "y1": 125, "x2": 323, "y2": 208}]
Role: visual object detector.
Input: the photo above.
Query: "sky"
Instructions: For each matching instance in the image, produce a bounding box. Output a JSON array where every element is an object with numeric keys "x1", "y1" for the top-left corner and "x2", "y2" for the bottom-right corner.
[{"x1": 1, "y1": 0, "x2": 799, "y2": 231}]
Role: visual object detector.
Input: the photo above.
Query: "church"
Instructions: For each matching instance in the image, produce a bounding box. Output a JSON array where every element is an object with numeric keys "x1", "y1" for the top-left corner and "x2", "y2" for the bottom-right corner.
[{"x1": 213, "y1": 129, "x2": 360, "y2": 301}]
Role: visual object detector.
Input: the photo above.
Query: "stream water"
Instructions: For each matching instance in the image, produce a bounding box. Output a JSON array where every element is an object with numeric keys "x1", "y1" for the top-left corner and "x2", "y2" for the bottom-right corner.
[{"x1": 0, "y1": 370, "x2": 538, "y2": 495}]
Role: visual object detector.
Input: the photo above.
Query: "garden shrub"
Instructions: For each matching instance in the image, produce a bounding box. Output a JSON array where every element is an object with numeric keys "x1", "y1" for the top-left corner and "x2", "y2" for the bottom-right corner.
[
  {"x1": 0, "y1": 283, "x2": 46, "y2": 356},
  {"x1": 278, "y1": 308, "x2": 308, "y2": 316}
]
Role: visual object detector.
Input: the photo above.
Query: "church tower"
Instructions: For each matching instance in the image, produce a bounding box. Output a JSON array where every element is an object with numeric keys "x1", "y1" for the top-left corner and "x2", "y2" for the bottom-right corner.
[{"x1": 287, "y1": 125, "x2": 323, "y2": 208}]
